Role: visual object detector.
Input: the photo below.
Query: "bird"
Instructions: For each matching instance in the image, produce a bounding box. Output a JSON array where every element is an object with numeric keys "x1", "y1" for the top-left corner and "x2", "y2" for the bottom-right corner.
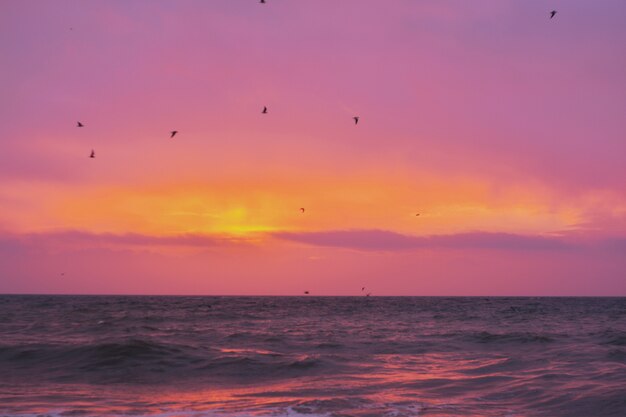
[
  {"x1": 262, "y1": 106, "x2": 268, "y2": 114},
  {"x1": 353, "y1": 116, "x2": 359, "y2": 125},
  {"x1": 304, "y1": 290, "x2": 309, "y2": 295},
  {"x1": 260, "y1": 0, "x2": 266, "y2": 3},
  {"x1": 366, "y1": 293, "x2": 371, "y2": 297},
  {"x1": 77, "y1": 121, "x2": 83, "y2": 127},
  {"x1": 89, "y1": 150, "x2": 95, "y2": 158},
  {"x1": 415, "y1": 213, "x2": 420, "y2": 217},
  {"x1": 550, "y1": 10, "x2": 557, "y2": 19},
  {"x1": 170, "y1": 130, "x2": 178, "y2": 138},
  {"x1": 300, "y1": 208, "x2": 305, "y2": 213},
  {"x1": 361, "y1": 287, "x2": 365, "y2": 291}
]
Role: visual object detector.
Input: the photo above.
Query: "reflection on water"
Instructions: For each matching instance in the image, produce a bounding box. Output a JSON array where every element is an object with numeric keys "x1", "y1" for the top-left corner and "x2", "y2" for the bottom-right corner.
[{"x1": 0, "y1": 296, "x2": 625, "y2": 416}]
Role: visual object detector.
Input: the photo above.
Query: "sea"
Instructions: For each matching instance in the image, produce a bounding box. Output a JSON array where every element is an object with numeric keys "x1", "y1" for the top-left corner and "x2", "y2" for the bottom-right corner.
[{"x1": 0, "y1": 295, "x2": 625, "y2": 417}]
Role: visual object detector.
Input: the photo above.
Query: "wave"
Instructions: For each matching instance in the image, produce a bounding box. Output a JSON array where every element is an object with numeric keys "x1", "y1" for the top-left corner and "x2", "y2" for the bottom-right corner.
[
  {"x1": 0, "y1": 339, "x2": 202, "y2": 384},
  {"x1": 464, "y1": 331, "x2": 556, "y2": 344},
  {"x1": 606, "y1": 349, "x2": 626, "y2": 362},
  {"x1": 0, "y1": 339, "x2": 348, "y2": 384},
  {"x1": 598, "y1": 330, "x2": 626, "y2": 346}
]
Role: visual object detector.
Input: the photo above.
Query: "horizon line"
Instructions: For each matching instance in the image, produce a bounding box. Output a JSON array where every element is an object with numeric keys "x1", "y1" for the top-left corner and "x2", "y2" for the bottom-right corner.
[{"x1": 1, "y1": 293, "x2": 624, "y2": 298}]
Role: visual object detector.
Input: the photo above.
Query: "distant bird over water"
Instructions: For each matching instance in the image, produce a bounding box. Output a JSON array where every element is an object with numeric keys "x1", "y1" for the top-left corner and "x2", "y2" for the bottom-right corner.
[
  {"x1": 77, "y1": 121, "x2": 83, "y2": 127},
  {"x1": 300, "y1": 208, "x2": 305, "y2": 213},
  {"x1": 353, "y1": 116, "x2": 359, "y2": 125},
  {"x1": 89, "y1": 150, "x2": 95, "y2": 158},
  {"x1": 262, "y1": 106, "x2": 268, "y2": 114},
  {"x1": 304, "y1": 290, "x2": 309, "y2": 295},
  {"x1": 170, "y1": 130, "x2": 178, "y2": 138},
  {"x1": 260, "y1": 0, "x2": 266, "y2": 3},
  {"x1": 416, "y1": 213, "x2": 420, "y2": 217},
  {"x1": 550, "y1": 10, "x2": 557, "y2": 19}
]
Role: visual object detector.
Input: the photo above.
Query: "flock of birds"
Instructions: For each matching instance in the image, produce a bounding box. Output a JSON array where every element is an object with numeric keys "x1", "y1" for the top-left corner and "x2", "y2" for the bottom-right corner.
[
  {"x1": 77, "y1": 5, "x2": 560, "y2": 205},
  {"x1": 79, "y1": 106, "x2": 359, "y2": 160},
  {"x1": 77, "y1": 106, "x2": 363, "y2": 213}
]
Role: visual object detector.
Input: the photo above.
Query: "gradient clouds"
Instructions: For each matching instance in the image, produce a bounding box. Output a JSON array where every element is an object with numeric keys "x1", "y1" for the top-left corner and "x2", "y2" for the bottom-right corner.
[
  {"x1": 273, "y1": 230, "x2": 572, "y2": 251},
  {"x1": 0, "y1": 0, "x2": 624, "y2": 294}
]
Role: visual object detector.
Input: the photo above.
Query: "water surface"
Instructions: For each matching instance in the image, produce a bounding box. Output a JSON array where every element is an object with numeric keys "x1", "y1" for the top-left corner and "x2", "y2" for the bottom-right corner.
[{"x1": 1, "y1": 295, "x2": 625, "y2": 416}]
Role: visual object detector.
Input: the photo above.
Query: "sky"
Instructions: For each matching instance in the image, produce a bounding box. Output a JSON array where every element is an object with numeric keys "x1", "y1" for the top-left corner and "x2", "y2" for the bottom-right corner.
[{"x1": 0, "y1": 0, "x2": 624, "y2": 295}]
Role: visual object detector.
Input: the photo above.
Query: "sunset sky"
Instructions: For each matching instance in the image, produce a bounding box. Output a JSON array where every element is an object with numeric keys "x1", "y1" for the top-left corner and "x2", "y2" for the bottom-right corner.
[{"x1": 1, "y1": 0, "x2": 624, "y2": 295}]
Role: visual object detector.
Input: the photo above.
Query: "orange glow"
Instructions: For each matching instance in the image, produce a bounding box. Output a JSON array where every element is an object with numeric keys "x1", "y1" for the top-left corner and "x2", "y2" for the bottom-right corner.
[{"x1": 0, "y1": 172, "x2": 606, "y2": 239}]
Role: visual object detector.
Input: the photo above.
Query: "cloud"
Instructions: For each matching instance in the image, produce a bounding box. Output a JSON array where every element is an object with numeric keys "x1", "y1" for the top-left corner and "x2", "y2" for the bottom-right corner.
[
  {"x1": 272, "y1": 230, "x2": 575, "y2": 251},
  {"x1": 1, "y1": 229, "x2": 623, "y2": 256},
  {"x1": 0, "y1": 230, "x2": 252, "y2": 253},
  {"x1": 596, "y1": 237, "x2": 626, "y2": 252}
]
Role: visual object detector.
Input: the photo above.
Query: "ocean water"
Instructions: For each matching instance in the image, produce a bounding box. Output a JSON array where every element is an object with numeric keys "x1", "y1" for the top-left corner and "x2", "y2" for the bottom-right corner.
[{"x1": 0, "y1": 296, "x2": 625, "y2": 417}]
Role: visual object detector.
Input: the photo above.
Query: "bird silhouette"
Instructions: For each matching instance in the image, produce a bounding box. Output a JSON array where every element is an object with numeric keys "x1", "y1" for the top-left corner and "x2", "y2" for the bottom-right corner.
[
  {"x1": 550, "y1": 10, "x2": 557, "y2": 19},
  {"x1": 361, "y1": 287, "x2": 365, "y2": 291},
  {"x1": 260, "y1": 0, "x2": 266, "y2": 3},
  {"x1": 304, "y1": 290, "x2": 309, "y2": 294},
  {"x1": 170, "y1": 130, "x2": 178, "y2": 138},
  {"x1": 77, "y1": 121, "x2": 83, "y2": 127},
  {"x1": 416, "y1": 213, "x2": 420, "y2": 216},
  {"x1": 89, "y1": 150, "x2": 95, "y2": 158},
  {"x1": 366, "y1": 293, "x2": 371, "y2": 297},
  {"x1": 353, "y1": 116, "x2": 359, "y2": 125},
  {"x1": 262, "y1": 106, "x2": 268, "y2": 114},
  {"x1": 300, "y1": 208, "x2": 305, "y2": 213}
]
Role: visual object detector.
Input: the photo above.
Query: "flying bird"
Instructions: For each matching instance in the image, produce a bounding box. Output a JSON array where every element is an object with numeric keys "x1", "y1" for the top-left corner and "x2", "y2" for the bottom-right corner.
[
  {"x1": 550, "y1": 10, "x2": 557, "y2": 19},
  {"x1": 77, "y1": 121, "x2": 83, "y2": 127},
  {"x1": 304, "y1": 291, "x2": 309, "y2": 295},
  {"x1": 416, "y1": 213, "x2": 420, "y2": 217},
  {"x1": 170, "y1": 130, "x2": 178, "y2": 138},
  {"x1": 366, "y1": 293, "x2": 371, "y2": 297},
  {"x1": 361, "y1": 287, "x2": 365, "y2": 291},
  {"x1": 300, "y1": 208, "x2": 305, "y2": 213},
  {"x1": 353, "y1": 116, "x2": 359, "y2": 125},
  {"x1": 260, "y1": 0, "x2": 266, "y2": 3},
  {"x1": 89, "y1": 150, "x2": 95, "y2": 158},
  {"x1": 262, "y1": 106, "x2": 268, "y2": 114}
]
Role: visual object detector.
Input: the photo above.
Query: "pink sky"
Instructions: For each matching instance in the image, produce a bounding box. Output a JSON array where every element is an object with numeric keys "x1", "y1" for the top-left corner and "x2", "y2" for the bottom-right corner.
[{"x1": 0, "y1": 0, "x2": 624, "y2": 295}]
